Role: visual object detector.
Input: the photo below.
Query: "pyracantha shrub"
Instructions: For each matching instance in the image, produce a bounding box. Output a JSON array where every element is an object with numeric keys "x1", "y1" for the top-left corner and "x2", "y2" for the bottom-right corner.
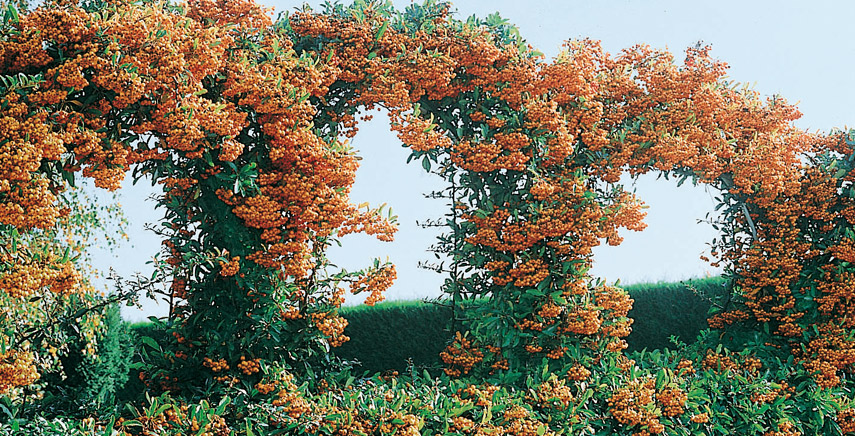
[{"x1": 1, "y1": 0, "x2": 854, "y2": 434}]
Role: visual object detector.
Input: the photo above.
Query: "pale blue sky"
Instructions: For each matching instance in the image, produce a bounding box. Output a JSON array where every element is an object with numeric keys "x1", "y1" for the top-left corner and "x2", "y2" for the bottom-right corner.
[{"x1": 95, "y1": 0, "x2": 855, "y2": 321}]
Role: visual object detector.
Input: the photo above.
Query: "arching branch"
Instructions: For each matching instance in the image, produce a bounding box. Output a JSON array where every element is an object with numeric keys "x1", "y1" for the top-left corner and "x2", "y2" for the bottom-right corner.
[{"x1": 718, "y1": 172, "x2": 757, "y2": 241}]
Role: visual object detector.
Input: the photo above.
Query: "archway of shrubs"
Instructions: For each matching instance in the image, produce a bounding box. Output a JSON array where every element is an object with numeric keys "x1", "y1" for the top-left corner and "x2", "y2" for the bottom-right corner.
[{"x1": 2, "y1": 0, "x2": 854, "y2": 434}]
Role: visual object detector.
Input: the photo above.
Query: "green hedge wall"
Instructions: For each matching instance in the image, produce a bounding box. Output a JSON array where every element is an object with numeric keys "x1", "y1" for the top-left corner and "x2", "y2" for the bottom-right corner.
[
  {"x1": 336, "y1": 276, "x2": 728, "y2": 374},
  {"x1": 119, "y1": 320, "x2": 171, "y2": 404},
  {"x1": 122, "y1": 277, "x2": 728, "y2": 377},
  {"x1": 623, "y1": 276, "x2": 728, "y2": 350},
  {"x1": 335, "y1": 301, "x2": 454, "y2": 376}
]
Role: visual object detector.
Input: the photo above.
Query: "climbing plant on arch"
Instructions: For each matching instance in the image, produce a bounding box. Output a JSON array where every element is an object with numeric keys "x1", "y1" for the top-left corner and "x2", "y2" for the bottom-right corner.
[{"x1": 1, "y1": 0, "x2": 855, "y2": 434}]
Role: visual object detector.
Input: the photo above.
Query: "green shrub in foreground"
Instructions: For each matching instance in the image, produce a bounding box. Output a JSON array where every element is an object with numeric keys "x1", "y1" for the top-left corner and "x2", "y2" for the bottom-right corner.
[
  {"x1": 14, "y1": 337, "x2": 849, "y2": 436},
  {"x1": 5, "y1": 279, "x2": 852, "y2": 435}
]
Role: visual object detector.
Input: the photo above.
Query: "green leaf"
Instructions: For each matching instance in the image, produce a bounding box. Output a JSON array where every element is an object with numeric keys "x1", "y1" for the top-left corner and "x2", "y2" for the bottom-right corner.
[
  {"x1": 422, "y1": 156, "x2": 432, "y2": 172},
  {"x1": 375, "y1": 21, "x2": 389, "y2": 41},
  {"x1": 6, "y1": 4, "x2": 19, "y2": 24},
  {"x1": 139, "y1": 336, "x2": 160, "y2": 351},
  {"x1": 152, "y1": 403, "x2": 171, "y2": 417}
]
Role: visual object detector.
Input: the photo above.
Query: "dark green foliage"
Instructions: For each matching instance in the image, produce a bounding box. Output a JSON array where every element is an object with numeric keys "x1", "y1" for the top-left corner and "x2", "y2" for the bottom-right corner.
[
  {"x1": 40, "y1": 304, "x2": 133, "y2": 416},
  {"x1": 114, "y1": 320, "x2": 171, "y2": 405},
  {"x1": 125, "y1": 320, "x2": 170, "y2": 345},
  {"x1": 114, "y1": 277, "x2": 724, "y2": 378},
  {"x1": 120, "y1": 278, "x2": 726, "y2": 376}
]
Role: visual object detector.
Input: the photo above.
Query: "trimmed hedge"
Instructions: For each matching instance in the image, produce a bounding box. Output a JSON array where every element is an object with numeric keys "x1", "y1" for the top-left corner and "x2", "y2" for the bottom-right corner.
[
  {"x1": 119, "y1": 277, "x2": 726, "y2": 376},
  {"x1": 623, "y1": 276, "x2": 728, "y2": 350},
  {"x1": 335, "y1": 301, "x2": 454, "y2": 375},
  {"x1": 335, "y1": 276, "x2": 727, "y2": 374},
  {"x1": 117, "y1": 320, "x2": 172, "y2": 405}
]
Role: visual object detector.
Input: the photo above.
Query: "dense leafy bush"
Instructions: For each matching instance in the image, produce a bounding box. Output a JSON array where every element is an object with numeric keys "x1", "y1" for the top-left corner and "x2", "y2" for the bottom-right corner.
[{"x1": 0, "y1": 416, "x2": 114, "y2": 436}]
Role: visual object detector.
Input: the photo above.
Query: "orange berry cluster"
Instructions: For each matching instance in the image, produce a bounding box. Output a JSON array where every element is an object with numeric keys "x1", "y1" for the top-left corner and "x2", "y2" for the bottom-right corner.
[
  {"x1": 349, "y1": 264, "x2": 397, "y2": 306},
  {"x1": 534, "y1": 377, "x2": 573, "y2": 410},
  {"x1": 545, "y1": 347, "x2": 566, "y2": 360},
  {"x1": 218, "y1": 256, "x2": 240, "y2": 277},
  {"x1": 0, "y1": 255, "x2": 80, "y2": 299},
  {"x1": 203, "y1": 357, "x2": 229, "y2": 373},
  {"x1": 676, "y1": 359, "x2": 695, "y2": 376},
  {"x1": 595, "y1": 286, "x2": 634, "y2": 339},
  {"x1": 461, "y1": 384, "x2": 500, "y2": 408},
  {"x1": 441, "y1": 332, "x2": 484, "y2": 377},
  {"x1": 690, "y1": 413, "x2": 709, "y2": 424},
  {"x1": 0, "y1": 350, "x2": 39, "y2": 395},
  {"x1": 490, "y1": 357, "x2": 510, "y2": 372},
  {"x1": 255, "y1": 381, "x2": 276, "y2": 395},
  {"x1": 450, "y1": 133, "x2": 530, "y2": 173},
  {"x1": 837, "y1": 408, "x2": 855, "y2": 434},
  {"x1": 561, "y1": 307, "x2": 602, "y2": 336},
  {"x1": 657, "y1": 387, "x2": 688, "y2": 417},
  {"x1": 503, "y1": 405, "x2": 530, "y2": 420},
  {"x1": 798, "y1": 323, "x2": 855, "y2": 388},
  {"x1": 607, "y1": 378, "x2": 664, "y2": 434},
  {"x1": 450, "y1": 416, "x2": 475, "y2": 431},
  {"x1": 566, "y1": 364, "x2": 591, "y2": 381},
  {"x1": 750, "y1": 382, "x2": 791, "y2": 405},
  {"x1": 505, "y1": 419, "x2": 555, "y2": 436},
  {"x1": 701, "y1": 351, "x2": 737, "y2": 373},
  {"x1": 133, "y1": 403, "x2": 232, "y2": 436},
  {"x1": 237, "y1": 356, "x2": 261, "y2": 375},
  {"x1": 765, "y1": 420, "x2": 800, "y2": 436},
  {"x1": 311, "y1": 313, "x2": 350, "y2": 347}
]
